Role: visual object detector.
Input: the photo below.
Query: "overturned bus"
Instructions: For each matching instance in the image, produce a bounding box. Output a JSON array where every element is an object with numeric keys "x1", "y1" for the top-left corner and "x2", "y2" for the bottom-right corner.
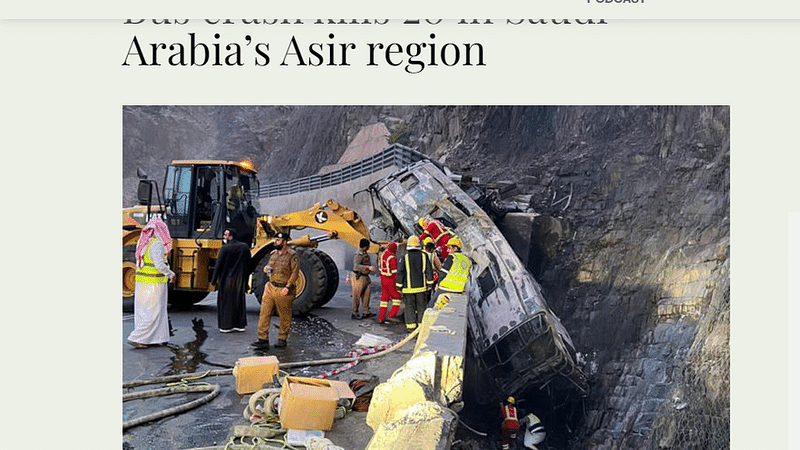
[{"x1": 363, "y1": 160, "x2": 588, "y2": 403}]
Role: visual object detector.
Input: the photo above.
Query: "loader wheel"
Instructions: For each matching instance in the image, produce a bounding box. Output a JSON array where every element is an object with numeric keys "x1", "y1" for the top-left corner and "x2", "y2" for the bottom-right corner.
[
  {"x1": 251, "y1": 253, "x2": 271, "y2": 304},
  {"x1": 251, "y1": 250, "x2": 323, "y2": 317},
  {"x1": 252, "y1": 253, "x2": 301, "y2": 305},
  {"x1": 168, "y1": 289, "x2": 209, "y2": 310},
  {"x1": 293, "y1": 249, "x2": 327, "y2": 316},
  {"x1": 251, "y1": 252, "x2": 307, "y2": 307},
  {"x1": 307, "y1": 248, "x2": 339, "y2": 307},
  {"x1": 122, "y1": 246, "x2": 137, "y2": 312}
]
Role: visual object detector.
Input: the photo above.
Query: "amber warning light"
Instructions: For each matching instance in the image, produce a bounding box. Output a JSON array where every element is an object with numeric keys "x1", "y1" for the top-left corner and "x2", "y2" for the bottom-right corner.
[{"x1": 239, "y1": 160, "x2": 256, "y2": 172}]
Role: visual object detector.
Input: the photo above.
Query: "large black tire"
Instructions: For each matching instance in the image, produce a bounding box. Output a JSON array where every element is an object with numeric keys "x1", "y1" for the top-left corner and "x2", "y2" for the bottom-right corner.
[
  {"x1": 307, "y1": 248, "x2": 339, "y2": 307},
  {"x1": 168, "y1": 289, "x2": 210, "y2": 309},
  {"x1": 251, "y1": 253, "x2": 271, "y2": 304},
  {"x1": 251, "y1": 248, "x2": 328, "y2": 317},
  {"x1": 292, "y1": 248, "x2": 327, "y2": 316},
  {"x1": 122, "y1": 246, "x2": 137, "y2": 312}
]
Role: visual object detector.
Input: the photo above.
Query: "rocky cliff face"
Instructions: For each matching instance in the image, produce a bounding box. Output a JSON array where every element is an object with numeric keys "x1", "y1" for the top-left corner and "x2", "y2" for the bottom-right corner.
[{"x1": 123, "y1": 105, "x2": 729, "y2": 449}]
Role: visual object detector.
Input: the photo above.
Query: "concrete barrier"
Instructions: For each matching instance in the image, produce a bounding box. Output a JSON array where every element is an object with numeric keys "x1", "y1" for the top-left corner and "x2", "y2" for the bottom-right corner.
[{"x1": 365, "y1": 293, "x2": 468, "y2": 450}]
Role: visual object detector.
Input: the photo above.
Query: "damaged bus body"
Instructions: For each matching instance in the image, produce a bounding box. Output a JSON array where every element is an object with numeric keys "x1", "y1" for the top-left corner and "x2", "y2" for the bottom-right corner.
[{"x1": 365, "y1": 160, "x2": 588, "y2": 403}]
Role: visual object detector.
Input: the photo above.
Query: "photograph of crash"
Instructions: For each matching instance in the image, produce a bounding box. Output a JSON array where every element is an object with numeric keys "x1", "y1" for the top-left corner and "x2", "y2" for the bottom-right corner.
[{"x1": 122, "y1": 106, "x2": 730, "y2": 450}]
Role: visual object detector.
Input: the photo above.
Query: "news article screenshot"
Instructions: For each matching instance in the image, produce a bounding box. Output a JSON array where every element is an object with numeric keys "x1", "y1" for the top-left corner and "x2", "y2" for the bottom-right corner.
[{"x1": 1, "y1": 3, "x2": 795, "y2": 449}]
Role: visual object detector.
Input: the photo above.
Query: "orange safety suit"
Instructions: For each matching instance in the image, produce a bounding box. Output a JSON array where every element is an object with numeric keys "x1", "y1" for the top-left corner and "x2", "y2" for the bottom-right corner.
[
  {"x1": 378, "y1": 242, "x2": 402, "y2": 323},
  {"x1": 419, "y1": 219, "x2": 453, "y2": 260}
]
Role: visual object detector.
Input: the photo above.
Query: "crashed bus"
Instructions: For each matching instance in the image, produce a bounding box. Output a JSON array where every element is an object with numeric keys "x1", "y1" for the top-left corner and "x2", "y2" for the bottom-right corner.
[{"x1": 363, "y1": 160, "x2": 588, "y2": 403}]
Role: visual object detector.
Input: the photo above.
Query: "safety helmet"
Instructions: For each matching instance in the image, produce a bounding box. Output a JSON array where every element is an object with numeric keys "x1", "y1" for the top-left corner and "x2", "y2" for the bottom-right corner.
[
  {"x1": 418, "y1": 218, "x2": 426, "y2": 228},
  {"x1": 506, "y1": 396, "x2": 515, "y2": 405},
  {"x1": 523, "y1": 414, "x2": 546, "y2": 447},
  {"x1": 406, "y1": 236, "x2": 421, "y2": 249},
  {"x1": 386, "y1": 241, "x2": 397, "y2": 253},
  {"x1": 423, "y1": 237, "x2": 434, "y2": 246},
  {"x1": 448, "y1": 237, "x2": 462, "y2": 249}
]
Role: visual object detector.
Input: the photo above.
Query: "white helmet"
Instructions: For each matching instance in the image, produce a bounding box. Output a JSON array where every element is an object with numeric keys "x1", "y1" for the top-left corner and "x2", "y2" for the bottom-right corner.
[{"x1": 523, "y1": 414, "x2": 545, "y2": 448}]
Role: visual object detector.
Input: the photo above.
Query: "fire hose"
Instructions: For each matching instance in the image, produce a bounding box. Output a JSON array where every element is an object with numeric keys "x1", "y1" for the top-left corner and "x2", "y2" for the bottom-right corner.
[{"x1": 123, "y1": 328, "x2": 420, "y2": 430}]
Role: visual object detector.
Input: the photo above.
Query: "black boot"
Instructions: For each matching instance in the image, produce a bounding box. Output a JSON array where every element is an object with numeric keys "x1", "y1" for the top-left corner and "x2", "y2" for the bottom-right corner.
[{"x1": 250, "y1": 339, "x2": 270, "y2": 350}]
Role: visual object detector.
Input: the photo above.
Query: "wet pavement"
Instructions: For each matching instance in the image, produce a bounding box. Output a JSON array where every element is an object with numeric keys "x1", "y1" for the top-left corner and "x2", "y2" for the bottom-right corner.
[{"x1": 122, "y1": 276, "x2": 412, "y2": 450}]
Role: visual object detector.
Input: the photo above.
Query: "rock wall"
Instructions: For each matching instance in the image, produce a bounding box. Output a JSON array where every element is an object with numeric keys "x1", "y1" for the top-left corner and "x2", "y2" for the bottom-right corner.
[{"x1": 122, "y1": 105, "x2": 730, "y2": 449}]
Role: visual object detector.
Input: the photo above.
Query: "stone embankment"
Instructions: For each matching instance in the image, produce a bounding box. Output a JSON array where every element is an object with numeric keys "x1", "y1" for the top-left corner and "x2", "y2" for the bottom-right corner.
[{"x1": 365, "y1": 294, "x2": 468, "y2": 450}]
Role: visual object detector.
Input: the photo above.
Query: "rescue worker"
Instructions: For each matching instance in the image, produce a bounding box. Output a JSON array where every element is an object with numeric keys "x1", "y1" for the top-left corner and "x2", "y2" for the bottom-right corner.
[
  {"x1": 351, "y1": 238, "x2": 376, "y2": 319},
  {"x1": 251, "y1": 231, "x2": 299, "y2": 350},
  {"x1": 395, "y1": 236, "x2": 434, "y2": 332},
  {"x1": 423, "y1": 237, "x2": 442, "y2": 306},
  {"x1": 378, "y1": 241, "x2": 403, "y2": 324},
  {"x1": 500, "y1": 396, "x2": 521, "y2": 450},
  {"x1": 519, "y1": 413, "x2": 546, "y2": 449},
  {"x1": 418, "y1": 217, "x2": 454, "y2": 260},
  {"x1": 423, "y1": 237, "x2": 443, "y2": 275},
  {"x1": 429, "y1": 237, "x2": 472, "y2": 309}
]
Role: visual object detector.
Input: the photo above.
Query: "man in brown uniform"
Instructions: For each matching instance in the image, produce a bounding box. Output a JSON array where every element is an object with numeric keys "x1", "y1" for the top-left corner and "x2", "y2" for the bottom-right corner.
[
  {"x1": 251, "y1": 232, "x2": 299, "y2": 350},
  {"x1": 351, "y1": 238, "x2": 376, "y2": 319}
]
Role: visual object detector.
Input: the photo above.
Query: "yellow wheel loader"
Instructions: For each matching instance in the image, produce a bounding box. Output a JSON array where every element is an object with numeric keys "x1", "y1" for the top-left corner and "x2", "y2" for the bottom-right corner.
[{"x1": 122, "y1": 160, "x2": 377, "y2": 315}]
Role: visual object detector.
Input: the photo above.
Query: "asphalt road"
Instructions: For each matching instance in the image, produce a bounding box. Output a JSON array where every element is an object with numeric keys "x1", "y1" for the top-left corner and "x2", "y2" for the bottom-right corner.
[{"x1": 122, "y1": 276, "x2": 413, "y2": 450}]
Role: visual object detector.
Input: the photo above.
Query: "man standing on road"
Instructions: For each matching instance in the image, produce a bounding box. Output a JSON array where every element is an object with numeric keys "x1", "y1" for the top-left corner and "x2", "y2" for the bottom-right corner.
[
  {"x1": 127, "y1": 216, "x2": 175, "y2": 349},
  {"x1": 251, "y1": 232, "x2": 299, "y2": 350},
  {"x1": 378, "y1": 241, "x2": 402, "y2": 324},
  {"x1": 210, "y1": 228, "x2": 251, "y2": 333},
  {"x1": 429, "y1": 237, "x2": 472, "y2": 309},
  {"x1": 351, "y1": 238, "x2": 376, "y2": 320},
  {"x1": 396, "y1": 236, "x2": 434, "y2": 333}
]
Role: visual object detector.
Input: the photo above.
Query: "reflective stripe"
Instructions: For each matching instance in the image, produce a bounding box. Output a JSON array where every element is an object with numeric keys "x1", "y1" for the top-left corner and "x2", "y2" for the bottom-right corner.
[
  {"x1": 435, "y1": 228, "x2": 452, "y2": 244},
  {"x1": 438, "y1": 253, "x2": 471, "y2": 292},
  {"x1": 380, "y1": 254, "x2": 396, "y2": 276},
  {"x1": 135, "y1": 238, "x2": 170, "y2": 284},
  {"x1": 502, "y1": 405, "x2": 518, "y2": 421},
  {"x1": 402, "y1": 252, "x2": 428, "y2": 294},
  {"x1": 135, "y1": 272, "x2": 166, "y2": 279}
]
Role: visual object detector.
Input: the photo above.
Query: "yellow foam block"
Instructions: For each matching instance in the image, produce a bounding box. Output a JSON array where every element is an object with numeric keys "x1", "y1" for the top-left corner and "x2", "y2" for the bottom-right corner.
[{"x1": 233, "y1": 356, "x2": 279, "y2": 395}]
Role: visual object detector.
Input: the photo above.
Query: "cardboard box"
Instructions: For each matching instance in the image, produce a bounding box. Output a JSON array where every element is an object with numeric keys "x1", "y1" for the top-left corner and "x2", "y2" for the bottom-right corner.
[
  {"x1": 233, "y1": 356, "x2": 279, "y2": 395},
  {"x1": 279, "y1": 377, "x2": 353, "y2": 431},
  {"x1": 327, "y1": 379, "x2": 356, "y2": 407}
]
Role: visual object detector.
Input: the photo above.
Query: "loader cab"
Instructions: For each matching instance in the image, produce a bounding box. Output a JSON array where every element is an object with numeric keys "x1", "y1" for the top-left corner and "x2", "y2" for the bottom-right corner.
[{"x1": 161, "y1": 160, "x2": 260, "y2": 243}]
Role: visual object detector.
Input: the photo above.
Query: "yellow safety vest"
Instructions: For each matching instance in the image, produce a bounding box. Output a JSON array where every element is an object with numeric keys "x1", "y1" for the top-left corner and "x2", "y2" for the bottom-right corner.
[
  {"x1": 135, "y1": 238, "x2": 169, "y2": 284},
  {"x1": 438, "y1": 252, "x2": 471, "y2": 292}
]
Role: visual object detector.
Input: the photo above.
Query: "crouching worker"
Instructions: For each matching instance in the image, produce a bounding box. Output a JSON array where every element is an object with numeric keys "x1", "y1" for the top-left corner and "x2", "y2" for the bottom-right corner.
[{"x1": 520, "y1": 413, "x2": 546, "y2": 449}]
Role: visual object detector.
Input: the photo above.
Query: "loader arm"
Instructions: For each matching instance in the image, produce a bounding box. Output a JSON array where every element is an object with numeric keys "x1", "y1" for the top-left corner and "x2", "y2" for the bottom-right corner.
[{"x1": 258, "y1": 199, "x2": 380, "y2": 253}]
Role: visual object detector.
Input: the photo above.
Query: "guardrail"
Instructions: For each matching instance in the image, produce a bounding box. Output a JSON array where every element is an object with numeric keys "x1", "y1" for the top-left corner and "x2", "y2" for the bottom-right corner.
[{"x1": 258, "y1": 144, "x2": 430, "y2": 198}]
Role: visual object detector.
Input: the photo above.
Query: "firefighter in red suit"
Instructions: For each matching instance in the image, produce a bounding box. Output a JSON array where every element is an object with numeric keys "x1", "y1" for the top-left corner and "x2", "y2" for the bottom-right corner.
[
  {"x1": 418, "y1": 218, "x2": 453, "y2": 260},
  {"x1": 500, "y1": 396, "x2": 520, "y2": 450},
  {"x1": 378, "y1": 241, "x2": 402, "y2": 324}
]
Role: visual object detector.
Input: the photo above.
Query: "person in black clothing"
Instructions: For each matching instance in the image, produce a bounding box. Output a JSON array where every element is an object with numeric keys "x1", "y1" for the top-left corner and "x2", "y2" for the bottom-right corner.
[
  {"x1": 210, "y1": 228, "x2": 252, "y2": 333},
  {"x1": 395, "y1": 235, "x2": 434, "y2": 333}
]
